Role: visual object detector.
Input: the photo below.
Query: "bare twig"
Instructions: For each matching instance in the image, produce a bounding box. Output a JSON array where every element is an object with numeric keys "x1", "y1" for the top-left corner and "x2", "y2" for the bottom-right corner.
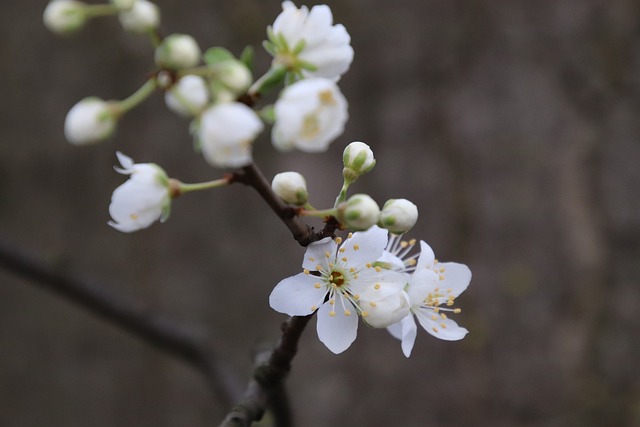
[
  {"x1": 218, "y1": 315, "x2": 313, "y2": 427},
  {"x1": 0, "y1": 239, "x2": 242, "y2": 407}
]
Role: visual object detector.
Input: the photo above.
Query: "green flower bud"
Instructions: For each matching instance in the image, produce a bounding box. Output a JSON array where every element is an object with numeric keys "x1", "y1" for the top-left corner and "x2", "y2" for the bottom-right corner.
[
  {"x1": 379, "y1": 199, "x2": 419, "y2": 234},
  {"x1": 342, "y1": 141, "x2": 376, "y2": 183},
  {"x1": 271, "y1": 172, "x2": 308, "y2": 206},
  {"x1": 43, "y1": 0, "x2": 87, "y2": 35},
  {"x1": 337, "y1": 194, "x2": 380, "y2": 231},
  {"x1": 155, "y1": 34, "x2": 201, "y2": 70}
]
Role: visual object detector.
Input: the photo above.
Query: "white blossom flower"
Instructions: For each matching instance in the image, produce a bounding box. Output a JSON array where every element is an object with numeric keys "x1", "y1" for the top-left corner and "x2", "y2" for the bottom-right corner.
[
  {"x1": 198, "y1": 102, "x2": 264, "y2": 168},
  {"x1": 379, "y1": 199, "x2": 419, "y2": 234},
  {"x1": 272, "y1": 78, "x2": 347, "y2": 152},
  {"x1": 342, "y1": 141, "x2": 375, "y2": 183},
  {"x1": 269, "y1": 226, "x2": 409, "y2": 354},
  {"x1": 43, "y1": 0, "x2": 87, "y2": 34},
  {"x1": 269, "y1": 1, "x2": 353, "y2": 81},
  {"x1": 108, "y1": 152, "x2": 171, "y2": 233},
  {"x1": 155, "y1": 34, "x2": 201, "y2": 70},
  {"x1": 118, "y1": 0, "x2": 159, "y2": 34},
  {"x1": 271, "y1": 171, "x2": 308, "y2": 205},
  {"x1": 165, "y1": 75, "x2": 210, "y2": 117},
  {"x1": 383, "y1": 235, "x2": 471, "y2": 357},
  {"x1": 64, "y1": 97, "x2": 117, "y2": 145}
]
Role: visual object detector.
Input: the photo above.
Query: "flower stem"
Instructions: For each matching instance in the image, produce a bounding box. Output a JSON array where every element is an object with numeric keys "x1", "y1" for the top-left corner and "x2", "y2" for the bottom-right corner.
[
  {"x1": 177, "y1": 178, "x2": 230, "y2": 194},
  {"x1": 147, "y1": 29, "x2": 163, "y2": 48},
  {"x1": 300, "y1": 207, "x2": 338, "y2": 218},
  {"x1": 334, "y1": 181, "x2": 350, "y2": 207},
  {"x1": 115, "y1": 78, "x2": 158, "y2": 116},
  {"x1": 84, "y1": 4, "x2": 120, "y2": 17}
]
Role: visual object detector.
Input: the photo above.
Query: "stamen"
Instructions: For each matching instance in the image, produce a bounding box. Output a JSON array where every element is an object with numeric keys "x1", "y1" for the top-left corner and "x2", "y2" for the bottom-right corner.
[
  {"x1": 329, "y1": 311, "x2": 336, "y2": 317},
  {"x1": 440, "y1": 323, "x2": 447, "y2": 329},
  {"x1": 314, "y1": 283, "x2": 321, "y2": 289},
  {"x1": 335, "y1": 237, "x2": 343, "y2": 244},
  {"x1": 454, "y1": 308, "x2": 462, "y2": 314},
  {"x1": 342, "y1": 257, "x2": 348, "y2": 262},
  {"x1": 303, "y1": 269, "x2": 310, "y2": 275},
  {"x1": 432, "y1": 327, "x2": 439, "y2": 333},
  {"x1": 353, "y1": 244, "x2": 360, "y2": 251},
  {"x1": 344, "y1": 309, "x2": 351, "y2": 316},
  {"x1": 374, "y1": 284, "x2": 381, "y2": 290}
]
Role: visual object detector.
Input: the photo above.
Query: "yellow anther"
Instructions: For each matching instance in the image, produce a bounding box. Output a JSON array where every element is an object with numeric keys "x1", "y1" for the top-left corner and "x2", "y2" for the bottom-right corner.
[
  {"x1": 309, "y1": 257, "x2": 315, "y2": 262},
  {"x1": 329, "y1": 311, "x2": 336, "y2": 317},
  {"x1": 434, "y1": 307, "x2": 440, "y2": 313},
  {"x1": 447, "y1": 288, "x2": 452, "y2": 293},
  {"x1": 339, "y1": 247, "x2": 346, "y2": 253},
  {"x1": 348, "y1": 233, "x2": 353, "y2": 238},
  {"x1": 375, "y1": 266, "x2": 382, "y2": 272},
  {"x1": 342, "y1": 257, "x2": 348, "y2": 262},
  {"x1": 329, "y1": 262, "x2": 335, "y2": 268},
  {"x1": 366, "y1": 263, "x2": 372, "y2": 268},
  {"x1": 344, "y1": 310, "x2": 351, "y2": 316},
  {"x1": 316, "y1": 264, "x2": 323, "y2": 271},
  {"x1": 369, "y1": 301, "x2": 377, "y2": 307},
  {"x1": 361, "y1": 310, "x2": 369, "y2": 317},
  {"x1": 440, "y1": 323, "x2": 447, "y2": 329},
  {"x1": 349, "y1": 267, "x2": 356, "y2": 273},
  {"x1": 374, "y1": 284, "x2": 381, "y2": 290},
  {"x1": 335, "y1": 237, "x2": 343, "y2": 244},
  {"x1": 329, "y1": 298, "x2": 335, "y2": 305},
  {"x1": 453, "y1": 308, "x2": 462, "y2": 314},
  {"x1": 130, "y1": 213, "x2": 139, "y2": 220},
  {"x1": 432, "y1": 327, "x2": 439, "y2": 333},
  {"x1": 353, "y1": 244, "x2": 360, "y2": 251},
  {"x1": 409, "y1": 239, "x2": 416, "y2": 245},
  {"x1": 303, "y1": 269, "x2": 310, "y2": 275},
  {"x1": 440, "y1": 267, "x2": 446, "y2": 273},
  {"x1": 331, "y1": 283, "x2": 338, "y2": 289},
  {"x1": 440, "y1": 313, "x2": 447, "y2": 319},
  {"x1": 434, "y1": 259, "x2": 439, "y2": 264},
  {"x1": 400, "y1": 241, "x2": 408, "y2": 248},
  {"x1": 325, "y1": 251, "x2": 331, "y2": 258},
  {"x1": 447, "y1": 300, "x2": 455, "y2": 306},
  {"x1": 314, "y1": 283, "x2": 321, "y2": 289},
  {"x1": 431, "y1": 315, "x2": 438, "y2": 321},
  {"x1": 353, "y1": 294, "x2": 360, "y2": 301},
  {"x1": 353, "y1": 273, "x2": 358, "y2": 279},
  {"x1": 311, "y1": 305, "x2": 317, "y2": 311},
  {"x1": 407, "y1": 259, "x2": 417, "y2": 266}
]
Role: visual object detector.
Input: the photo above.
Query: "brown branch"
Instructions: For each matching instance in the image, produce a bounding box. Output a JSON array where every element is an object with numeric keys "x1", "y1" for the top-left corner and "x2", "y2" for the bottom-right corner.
[
  {"x1": 218, "y1": 315, "x2": 313, "y2": 427},
  {"x1": 0, "y1": 239, "x2": 242, "y2": 408}
]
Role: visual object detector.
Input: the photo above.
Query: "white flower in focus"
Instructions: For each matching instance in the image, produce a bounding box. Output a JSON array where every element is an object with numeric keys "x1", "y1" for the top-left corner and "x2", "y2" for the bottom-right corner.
[
  {"x1": 155, "y1": 34, "x2": 201, "y2": 70},
  {"x1": 269, "y1": 226, "x2": 409, "y2": 354},
  {"x1": 383, "y1": 236, "x2": 471, "y2": 357},
  {"x1": 43, "y1": 0, "x2": 87, "y2": 34},
  {"x1": 198, "y1": 102, "x2": 264, "y2": 168},
  {"x1": 269, "y1": 1, "x2": 353, "y2": 81},
  {"x1": 108, "y1": 152, "x2": 172, "y2": 233},
  {"x1": 271, "y1": 171, "x2": 308, "y2": 206},
  {"x1": 165, "y1": 75, "x2": 210, "y2": 117},
  {"x1": 119, "y1": 0, "x2": 159, "y2": 34},
  {"x1": 64, "y1": 97, "x2": 117, "y2": 145},
  {"x1": 272, "y1": 78, "x2": 347, "y2": 152},
  {"x1": 379, "y1": 199, "x2": 419, "y2": 234}
]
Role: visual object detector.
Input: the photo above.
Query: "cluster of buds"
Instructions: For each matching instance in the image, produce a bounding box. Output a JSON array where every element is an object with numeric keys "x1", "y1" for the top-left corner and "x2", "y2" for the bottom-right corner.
[{"x1": 45, "y1": 0, "x2": 471, "y2": 358}]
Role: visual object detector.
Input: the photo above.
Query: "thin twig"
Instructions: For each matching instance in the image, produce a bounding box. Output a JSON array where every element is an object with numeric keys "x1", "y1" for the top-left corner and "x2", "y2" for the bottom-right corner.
[
  {"x1": 0, "y1": 239, "x2": 242, "y2": 407},
  {"x1": 218, "y1": 315, "x2": 313, "y2": 427}
]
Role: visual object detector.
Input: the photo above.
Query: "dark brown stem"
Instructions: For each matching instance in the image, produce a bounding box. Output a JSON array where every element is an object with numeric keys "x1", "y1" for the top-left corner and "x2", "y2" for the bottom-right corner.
[
  {"x1": 0, "y1": 239, "x2": 242, "y2": 407},
  {"x1": 218, "y1": 315, "x2": 313, "y2": 427}
]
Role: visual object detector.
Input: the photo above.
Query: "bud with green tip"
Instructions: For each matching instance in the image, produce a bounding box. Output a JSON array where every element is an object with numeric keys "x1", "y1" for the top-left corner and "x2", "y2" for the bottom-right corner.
[
  {"x1": 379, "y1": 198, "x2": 419, "y2": 234},
  {"x1": 118, "y1": 0, "x2": 159, "y2": 34},
  {"x1": 337, "y1": 193, "x2": 380, "y2": 231},
  {"x1": 64, "y1": 97, "x2": 117, "y2": 145},
  {"x1": 43, "y1": 0, "x2": 87, "y2": 35},
  {"x1": 155, "y1": 34, "x2": 201, "y2": 70},
  {"x1": 342, "y1": 141, "x2": 376, "y2": 184},
  {"x1": 271, "y1": 172, "x2": 308, "y2": 206},
  {"x1": 217, "y1": 60, "x2": 252, "y2": 94}
]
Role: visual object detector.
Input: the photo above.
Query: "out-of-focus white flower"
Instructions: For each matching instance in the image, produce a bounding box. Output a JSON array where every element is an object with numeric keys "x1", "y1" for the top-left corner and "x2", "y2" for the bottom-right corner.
[
  {"x1": 64, "y1": 97, "x2": 117, "y2": 145},
  {"x1": 269, "y1": 226, "x2": 408, "y2": 354},
  {"x1": 268, "y1": 1, "x2": 353, "y2": 81},
  {"x1": 165, "y1": 75, "x2": 210, "y2": 117},
  {"x1": 379, "y1": 199, "x2": 419, "y2": 234},
  {"x1": 155, "y1": 34, "x2": 201, "y2": 70},
  {"x1": 108, "y1": 152, "x2": 172, "y2": 233},
  {"x1": 272, "y1": 78, "x2": 347, "y2": 152},
  {"x1": 198, "y1": 102, "x2": 264, "y2": 168},
  {"x1": 271, "y1": 171, "x2": 308, "y2": 206},
  {"x1": 342, "y1": 141, "x2": 375, "y2": 183},
  {"x1": 118, "y1": 0, "x2": 159, "y2": 34},
  {"x1": 337, "y1": 194, "x2": 380, "y2": 231},
  {"x1": 43, "y1": 0, "x2": 87, "y2": 35},
  {"x1": 384, "y1": 236, "x2": 471, "y2": 357},
  {"x1": 215, "y1": 60, "x2": 252, "y2": 95}
]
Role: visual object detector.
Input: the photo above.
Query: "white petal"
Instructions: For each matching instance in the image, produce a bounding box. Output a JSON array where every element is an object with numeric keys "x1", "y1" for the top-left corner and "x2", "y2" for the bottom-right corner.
[
  {"x1": 406, "y1": 269, "x2": 440, "y2": 305},
  {"x1": 115, "y1": 151, "x2": 134, "y2": 173},
  {"x1": 340, "y1": 225, "x2": 388, "y2": 268},
  {"x1": 415, "y1": 240, "x2": 436, "y2": 270},
  {"x1": 301, "y1": 237, "x2": 336, "y2": 271},
  {"x1": 269, "y1": 273, "x2": 326, "y2": 316},
  {"x1": 316, "y1": 300, "x2": 358, "y2": 354},
  {"x1": 439, "y1": 262, "x2": 472, "y2": 297},
  {"x1": 396, "y1": 315, "x2": 418, "y2": 357},
  {"x1": 415, "y1": 308, "x2": 468, "y2": 341}
]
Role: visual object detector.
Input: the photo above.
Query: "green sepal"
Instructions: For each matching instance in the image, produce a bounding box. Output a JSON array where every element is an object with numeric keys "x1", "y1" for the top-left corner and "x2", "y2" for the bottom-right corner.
[
  {"x1": 240, "y1": 45, "x2": 254, "y2": 72},
  {"x1": 203, "y1": 47, "x2": 235, "y2": 65},
  {"x1": 253, "y1": 65, "x2": 287, "y2": 94},
  {"x1": 262, "y1": 40, "x2": 277, "y2": 56},
  {"x1": 258, "y1": 104, "x2": 276, "y2": 124}
]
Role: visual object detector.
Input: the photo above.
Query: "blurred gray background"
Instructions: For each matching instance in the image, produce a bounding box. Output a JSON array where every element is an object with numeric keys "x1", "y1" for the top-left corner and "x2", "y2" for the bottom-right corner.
[{"x1": 2, "y1": 0, "x2": 640, "y2": 426}]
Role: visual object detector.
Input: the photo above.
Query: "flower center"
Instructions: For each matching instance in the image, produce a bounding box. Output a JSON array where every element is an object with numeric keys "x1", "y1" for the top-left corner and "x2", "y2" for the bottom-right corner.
[{"x1": 329, "y1": 271, "x2": 345, "y2": 287}]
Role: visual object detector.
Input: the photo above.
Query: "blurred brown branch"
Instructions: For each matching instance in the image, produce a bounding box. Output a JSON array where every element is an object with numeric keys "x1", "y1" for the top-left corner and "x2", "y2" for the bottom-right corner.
[{"x1": 0, "y1": 238, "x2": 242, "y2": 408}]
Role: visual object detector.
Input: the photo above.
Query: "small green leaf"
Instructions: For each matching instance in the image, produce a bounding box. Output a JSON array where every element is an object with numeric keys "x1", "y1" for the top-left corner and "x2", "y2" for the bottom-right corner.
[
  {"x1": 240, "y1": 45, "x2": 254, "y2": 72},
  {"x1": 203, "y1": 47, "x2": 235, "y2": 65}
]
